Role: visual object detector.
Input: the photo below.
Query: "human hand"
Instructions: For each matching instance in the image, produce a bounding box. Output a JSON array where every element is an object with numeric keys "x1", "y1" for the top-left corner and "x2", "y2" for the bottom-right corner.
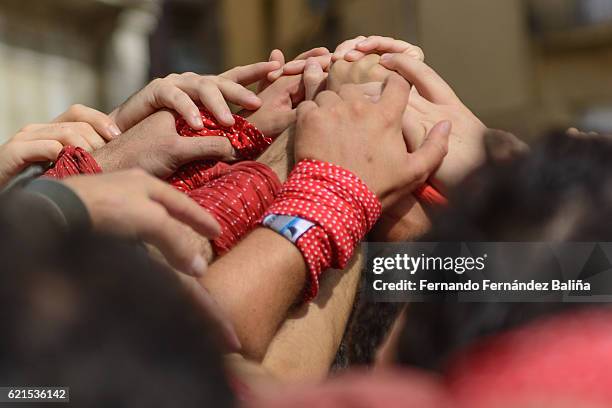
[
  {"x1": 0, "y1": 105, "x2": 116, "y2": 186},
  {"x1": 92, "y1": 110, "x2": 235, "y2": 178},
  {"x1": 264, "y1": 47, "x2": 332, "y2": 85},
  {"x1": 242, "y1": 75, "x2": 302, "y2": 138},
  {"x1": 332, "y1": 35, "x2": 424, "y2": 62},
  {"x1": 110, "y1": 61, "x2": 281, "y2": 132},
  {"x1": 62, "y1": 169, "x2": 221, "y2": 276},
  {"x1": 327, "y1": 54, "x2": 389, "y2": 93},
  {"x1": 244, "y1": 55, "x2": 330, "y2": 139},
  {"x1": 53, "y1": 103, "x2": 121, "y2": 141},
  {"x1": 295, "y1": 74, "x2": 450, "y2": 202},
  {"x1": 380, "y1": 53, "x2": 488, "y2": 189}
]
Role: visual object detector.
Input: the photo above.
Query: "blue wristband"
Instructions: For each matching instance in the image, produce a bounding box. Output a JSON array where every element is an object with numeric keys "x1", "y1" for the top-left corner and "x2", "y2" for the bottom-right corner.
[{"x1": 262, "y1": 214, "x2": 315, "y2": 243}]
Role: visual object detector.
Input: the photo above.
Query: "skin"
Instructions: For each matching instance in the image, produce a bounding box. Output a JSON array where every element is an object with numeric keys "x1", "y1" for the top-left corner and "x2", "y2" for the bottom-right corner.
[
  {"x1": 226, "y1": 250, "x2": 364, "y2": 392},
  {"x1": 61, "y1": 169, "x2": 220, "y2": 277},
  {"x1": 110, "y1": 61, "x2": 282, "y2": 132},
  {"x1": 91, "y1": 110, "x2": 236, "y2": 177},
  {"x1": 0, "y1": 105, "x2": 115, "y2": 187},
  {"x1": 200, "y1": 78, "x2": 450, "y2": 360}
]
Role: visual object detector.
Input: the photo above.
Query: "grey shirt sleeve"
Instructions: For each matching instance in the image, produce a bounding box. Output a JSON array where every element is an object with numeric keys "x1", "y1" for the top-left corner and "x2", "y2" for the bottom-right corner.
[{"x1": 1, "y1": 174, "x2": 91, "y2": 231}]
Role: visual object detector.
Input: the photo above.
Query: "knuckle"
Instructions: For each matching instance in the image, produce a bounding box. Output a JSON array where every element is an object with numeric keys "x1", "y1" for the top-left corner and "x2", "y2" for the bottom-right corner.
[
  {"x1": 150, "y1": 77, "x2": 166, "y2": 88},
  {"x1": 413, "y1": 46, "x2": 425, "y2": 61},
  {"x1": 67, "y1": 103, "x2": 85, "y2": 115},
  {"x1": 165, "y1": 73, "x2": 182, "y2": 81}
]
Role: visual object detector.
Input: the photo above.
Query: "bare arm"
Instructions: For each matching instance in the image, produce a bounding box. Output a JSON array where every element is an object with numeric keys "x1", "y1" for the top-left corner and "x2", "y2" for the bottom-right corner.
[
  {"x1": 200, "y1": 228, "x2": 307, "y2": 360},
  {"x1": 261, "y1": 250, "x2": 362, "y2": 383}
]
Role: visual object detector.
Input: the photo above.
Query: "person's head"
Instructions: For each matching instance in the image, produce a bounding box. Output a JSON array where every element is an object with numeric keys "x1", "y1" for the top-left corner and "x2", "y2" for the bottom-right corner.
[
  {"x1": 0, "y1": 205, "x2": 233, "y2": 408},
  {"x1": 399, "y1": 131, "x2": 612, "y2": 369}
]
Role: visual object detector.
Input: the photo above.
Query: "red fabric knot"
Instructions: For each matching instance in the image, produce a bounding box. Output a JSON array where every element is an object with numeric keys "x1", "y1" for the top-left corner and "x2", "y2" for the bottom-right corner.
[
  {"x1": 263, "y1": 159, "x2": 382, "y2": 300},
  {"x1": 44, "y1": 146, "x2": 102, "y2": 179},
  {"x1": 169, "y1": 108, "x2": 272, "y2": 192},
  {"x1": 188, "y1": 161, "x2": 281, "y2": 254}
]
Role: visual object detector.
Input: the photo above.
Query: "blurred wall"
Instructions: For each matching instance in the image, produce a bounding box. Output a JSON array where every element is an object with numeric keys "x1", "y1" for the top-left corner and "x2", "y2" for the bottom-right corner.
[
  {"x1": 218, "y1": 0, "x2": 612, "y2": 137},
  {"x1": 3, "y1": 0, "x2": 612, "y2": 143},
  {"x1": 0, "y1": 0, "x2": 159, "y2": 142}
]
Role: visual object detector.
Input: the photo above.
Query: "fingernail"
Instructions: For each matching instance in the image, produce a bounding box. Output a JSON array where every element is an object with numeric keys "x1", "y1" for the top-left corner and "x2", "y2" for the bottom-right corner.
[
  {"x1": 438, "y1": 120, "x2": 452, "y2": 134},
  {"x1": 269, "y1": 68, "x2": 283, "y2": 79},
  {"x1": 305, "y1": 60, "x2": 319, "y2": 70},
  {"x1": 107, "y1": 124, "x2": 121, "y2": 138},
  {"x1": 380, "y1": 53, "x2": 392, "y2": 61},
  {"x1": 223, "y1": 112, "x2": 235, "y2": 125},
  {"x1": 192, "y1": 114, "x2": 204, "y2": 128},
  {"x1": 191, "y1": 255, "x2": 207, "y2": 276},
  {"x1": 246, "y1": 93, "x2": 261, "y2": 105},
  {"x1": 284, "y1": 60, "x2": 303, "y2": 70}
]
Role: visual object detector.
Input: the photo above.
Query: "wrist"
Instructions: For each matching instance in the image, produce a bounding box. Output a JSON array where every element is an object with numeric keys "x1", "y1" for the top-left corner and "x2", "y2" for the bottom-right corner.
[
  {"x1": 262, "y1": 159, "x2": 381, "y2": 300},
  {"x1": 90, "y1": 147, "x2": 115, "y2": 172},
  {"x1": 176, "y1": 108, "x2": 272, "y2": 160}
]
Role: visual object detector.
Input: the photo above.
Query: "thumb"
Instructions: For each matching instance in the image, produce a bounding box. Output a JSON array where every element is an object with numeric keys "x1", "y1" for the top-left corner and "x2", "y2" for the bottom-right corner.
[
  {"x1": 172, "y1": 136, "x2": 236, "y2": 165},
  {"x1": 404, "y1": 120, "x2": 451, "y2": 185}
]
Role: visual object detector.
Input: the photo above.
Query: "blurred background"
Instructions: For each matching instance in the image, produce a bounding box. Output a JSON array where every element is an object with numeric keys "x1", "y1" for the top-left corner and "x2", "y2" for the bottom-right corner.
[{"x1": 1, "y1": 0, "x2": 612, "y2": 142}]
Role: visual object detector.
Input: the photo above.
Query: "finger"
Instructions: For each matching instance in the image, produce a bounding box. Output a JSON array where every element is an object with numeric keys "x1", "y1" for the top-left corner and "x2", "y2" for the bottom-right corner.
[
  {"x1": 173, "y1": 136, "x2": 236, "y2": 163},
  {"x1": 222, "y1": 61, "x2": 282, "y2": 85},
  {"x1": 344, "y1": 49, "x2": 367, "y2": 62},
  {"x1": 196, "y1": 81, "x2": 235, "y2": 127},
  {"x1": 37, "y1": 122, "x2": 105, "y2": 150},
  {"x1": 404, "y1": 120, "x2": 451, "y2": 184},
  {"x1": 216, "y1": 79, "x2": 261, "y2": 110},
  {"x1": 72, "y1": 123, "x2": 107, "y2": 150},
  {"x1": 303, "y1": 58, "x2": 326, "y2": 101},
  {"x1": 258, "y1": 49, "x2": 286, "y2": 92},
  {"x1": 296, "y1": 100, "x2": 318, "y2": 119},
  {"x1": 53, "y1": 104, "x2": 121, "y2": 141},
  {"x1": 27, "y1": 124, "x2": 94, "y2": 151},
  {"x1": 332, "y1": 36, "x2": 367, "y2": 61},
  {"x1": 270, "y1": 48, "x2": 286, "y2": 65},
  {"x1": 10, "y1": 140, "x2": 63, "y2": 163},
  {"x1": 268, "y1": 47, "x2": 331, "y2": 81},
  {"x1": 146, "y1": 178, "x2": 222, "y2": 239},
  {"x1": 378, "y1": 73, "x2": 411, "y2": 119},
  {"x1": 138, "y1": 205, "x2": 209, "y2": 277},
  {"x1": 314, "y1": 90, "x2": 342, "y2": 108},
  {"x1": 142, "y1": 82, "x2": 204, "y2": 130},
  {"x1": 356, "y1": 36, "x2": 425, "y2": 61},
  {"x1": 380, "y1": 54, "x2": 458, "y2": 104},
  {"x1": 282, "y1": 54, "x2": 332, "y2": 76},
  {"x1": 294, "y1": 46, "x2": 330, "y2": 61}
]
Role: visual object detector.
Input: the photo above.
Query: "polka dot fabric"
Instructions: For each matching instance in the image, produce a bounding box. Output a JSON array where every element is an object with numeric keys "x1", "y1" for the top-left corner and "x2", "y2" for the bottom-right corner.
[
  {"x1": 169, "y1": 108, "x2": 273, "y2": 192},
  {"x1": 263, "y1": 159, "x2": 382, "y2": 300},
  {"x1": 189, "y1": 161, "x2": 281, "y2": 254},
  {"x1": 44, "y1": 146, "x2": 101, "y2": 179}
]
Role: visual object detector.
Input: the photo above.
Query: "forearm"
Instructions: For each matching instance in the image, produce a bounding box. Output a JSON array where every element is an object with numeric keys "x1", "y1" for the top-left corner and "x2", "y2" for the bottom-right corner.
[
  {"x1": 261, "y1": 250, "x2": 363, "y2": 384},
  {"x1": 200, "y1": 228, "x2": 307, "y2": 360}
]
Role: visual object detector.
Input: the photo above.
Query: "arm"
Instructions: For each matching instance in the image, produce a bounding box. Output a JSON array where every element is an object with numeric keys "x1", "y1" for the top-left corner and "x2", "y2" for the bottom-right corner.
[
  {"x1": 260, "y1": 250, "x2": 363, "y2": 383},
  {"x1": 225, "y1": 250, "x2": 363, "y2": 394},
  {"x1": 201, "y1": 76, "x2": 450, "y2": 360},
  {"x1": 201, "y1": 228, "x2": 307, "y2": 360}
]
